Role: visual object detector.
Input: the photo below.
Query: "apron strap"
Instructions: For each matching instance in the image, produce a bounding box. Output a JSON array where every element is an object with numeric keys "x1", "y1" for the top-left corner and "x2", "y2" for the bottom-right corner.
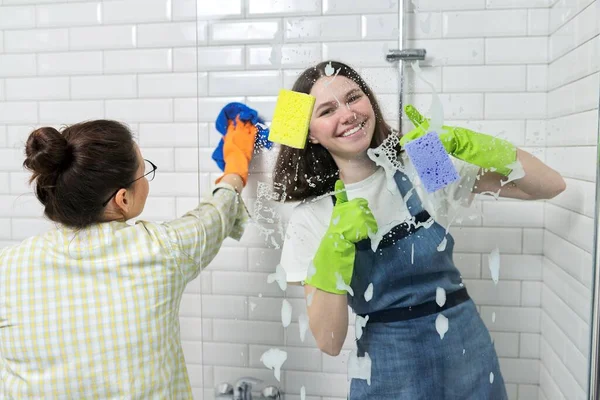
[{"x1": 393, "y1": 170, "x2": 424, "y2": 217}]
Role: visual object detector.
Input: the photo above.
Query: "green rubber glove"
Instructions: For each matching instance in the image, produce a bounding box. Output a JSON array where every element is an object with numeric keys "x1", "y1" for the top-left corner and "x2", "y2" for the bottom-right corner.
[
  {"x1": 306, "y1": 180, "x2": 378, "y2": 295},
  {"x1": 400, "y1": 104, "x2": 517, "y2": 176}
]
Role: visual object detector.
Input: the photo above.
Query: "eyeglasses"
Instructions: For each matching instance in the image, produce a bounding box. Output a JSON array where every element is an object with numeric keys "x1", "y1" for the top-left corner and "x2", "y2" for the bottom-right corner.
[{"x1": 102, "y1": 159, "x2": 157, "y2": 207}]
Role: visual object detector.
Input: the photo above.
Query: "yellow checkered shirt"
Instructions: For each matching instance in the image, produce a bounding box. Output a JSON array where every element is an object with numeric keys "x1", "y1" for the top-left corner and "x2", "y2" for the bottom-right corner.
[{"x1": 0, "y1": 183, "x2": 248, "y2": 399}]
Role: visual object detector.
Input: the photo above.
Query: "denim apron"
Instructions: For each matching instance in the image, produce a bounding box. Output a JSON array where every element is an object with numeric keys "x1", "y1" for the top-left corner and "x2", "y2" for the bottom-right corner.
[{"x1": 346, "y1": 171, "x2": 508, "y2": 400}]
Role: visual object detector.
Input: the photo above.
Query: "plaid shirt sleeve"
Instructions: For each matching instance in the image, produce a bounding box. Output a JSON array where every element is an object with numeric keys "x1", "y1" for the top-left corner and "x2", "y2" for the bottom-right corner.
[{"x1": 160, "y1": 182, "x2": 249, "y2": 283}]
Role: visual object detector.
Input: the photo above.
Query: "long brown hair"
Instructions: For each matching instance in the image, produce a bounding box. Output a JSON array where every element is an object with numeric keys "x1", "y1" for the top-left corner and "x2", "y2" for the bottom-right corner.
[
  {"x1": 272, "y1": 61, "x2": 394, "y2": 202},
  {"x1": 23, "y1": 120, "x2": 138, "y2": 229}
]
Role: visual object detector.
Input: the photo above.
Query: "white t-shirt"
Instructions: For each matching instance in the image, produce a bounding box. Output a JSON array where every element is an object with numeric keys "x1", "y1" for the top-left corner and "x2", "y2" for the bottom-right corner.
[{"x1": 279, "y1": 155, "x2": 480, "y2": 283}]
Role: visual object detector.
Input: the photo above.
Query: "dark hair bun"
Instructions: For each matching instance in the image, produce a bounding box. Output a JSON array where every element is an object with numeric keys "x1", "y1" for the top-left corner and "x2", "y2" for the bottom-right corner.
[{"x1": 24, "y1": 127, "x2": 73, "y2": 175}]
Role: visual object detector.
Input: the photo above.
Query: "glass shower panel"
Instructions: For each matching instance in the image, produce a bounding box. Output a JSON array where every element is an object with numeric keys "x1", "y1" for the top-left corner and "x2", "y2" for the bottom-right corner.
[{"x1": 189, "y1": 0, "x2": 600, "y2": 399}]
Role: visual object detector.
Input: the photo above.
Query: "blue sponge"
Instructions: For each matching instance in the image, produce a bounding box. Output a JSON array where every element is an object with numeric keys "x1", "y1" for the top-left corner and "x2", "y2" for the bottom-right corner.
[{"x1": 404, "y1": 131, "x2": 460, "y2": 193}]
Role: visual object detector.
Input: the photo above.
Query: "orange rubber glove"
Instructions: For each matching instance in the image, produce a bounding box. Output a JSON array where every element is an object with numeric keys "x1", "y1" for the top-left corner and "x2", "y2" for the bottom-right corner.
[{"x1": 216, "y1": 116, "x2": 258, "y2": 186}]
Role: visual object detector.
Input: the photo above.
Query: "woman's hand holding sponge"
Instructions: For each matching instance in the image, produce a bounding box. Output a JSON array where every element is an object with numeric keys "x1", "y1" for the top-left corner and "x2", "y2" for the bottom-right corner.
[
  {"x1": 213, "y1": 103, "x2": 272, "y2": 186},
  {"x1": 401, "y1": 105, "x2": 517, "y2": 176}
]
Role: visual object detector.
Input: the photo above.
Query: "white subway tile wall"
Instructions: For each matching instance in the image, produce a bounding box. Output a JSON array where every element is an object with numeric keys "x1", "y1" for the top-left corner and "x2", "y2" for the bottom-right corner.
[{"x1": 0, "y1": 0, "x2": 597, "y2": 399}]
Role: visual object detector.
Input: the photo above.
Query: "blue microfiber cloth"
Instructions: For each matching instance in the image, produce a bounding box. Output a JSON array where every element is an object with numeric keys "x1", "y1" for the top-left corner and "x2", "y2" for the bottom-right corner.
[
  {"x1": 212, "y1": 102, "x2": 273, "y2": 171},
  {"x1": 404, "y1": 131, "x2": 460, "y2": 193}
]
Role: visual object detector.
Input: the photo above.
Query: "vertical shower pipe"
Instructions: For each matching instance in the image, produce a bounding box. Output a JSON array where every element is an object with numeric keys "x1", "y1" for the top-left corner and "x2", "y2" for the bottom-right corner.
[
  {"x1": 386, "y1": 0, "x2": 426, "y2": 134},
  {"x1": 396, "y1": 0, "x2": 405, "y2": 134},
  {"x1": 588, "y1": 91, "x2": 600, "y2": 399}
]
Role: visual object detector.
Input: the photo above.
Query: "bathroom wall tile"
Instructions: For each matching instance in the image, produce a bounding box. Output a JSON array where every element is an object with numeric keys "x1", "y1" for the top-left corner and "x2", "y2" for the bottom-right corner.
[
  {"x1": 499, "y1": 358, "x2": 540, "y2": 384},
  {"x1": 464, "y1": 280, "x2": 522, "y2": 306},
  {"x1": 548, "y1": 35, "x2": 599, "y2": 90},
  {"x1": 548, "y1": 178, "x2": 595, "y2": 219},
  {"x1": 138, "y1": 122, "x2": 209, "y2": 147},
  {"x1": 542, "y1": 285, "x2": 589, "y2": 353},
  {"x1": 451, "y1": 227, "x2": 522, "y2": 253},
  {"x1": 5, "y1": 77, "x2": 69, "y2": 101},
  {"x1": 71, "y1": 75, "x2": 137, "y2": 99},
  {"x1": 442, "y1": 10, "x2": 527, "y2": 38},
  {"x1": 138, "y1": 72, "x2": 204, "y2": 97},
  {"x1": 407, "y1": 12, "x2": 443, "y2": 39},
  {"x1": 36, "y1": 2, "x2": 100, "y2": 27},
  {"x1": 70, "y1": 25, "x2": 136, "y2": 50},
  {"x1": 481, "y1": 201, "x2": 544, "y2": 228},
  {"x1": 323, "y1": 41, "x2": 397, "y2": 67},
  {"x1": 406, "y1": 38, "x2": 485, "y2": 65},
  {"x1": 174, "y1": 148, "x2": 220, "y2": 172},
  {"x1": 5, "y1": 29, "x2": 68, "y2": 53},
  {"x1": 410, "y1": 0, "x2": 486, "y2": 10},
  {"x1": 105, "y1": 99, "x2": 173, "y2": 123},
  {"x1": 523, "y1": 229, "x2": 544, "y2": 254},
  {"x1": 544, "y1": 231, "x2": 592, "y2": 288},
  {"x1": 250, "y1": 345, "x2": 322, "y2": 372},
  {"x1": 248, "y1": 0, "x2": 321, "y2": 15},
  {"x1": 137, "y1": 196, "x2": 176, "y2": 221},
  {"x1": 323, "y1": 0, "x2": 398, "y2": 14},
  {"x1": 408, "y1": 93, "x2": 484, "y2": 119},
  {"x1": 139, "y1": 148, "x2": 174, "y2": 172},
  {"x1": 528, "y1": 65, "x2": 548, "y2": 92},
  {"x1": 485, "y1": 93, "x2": 547, "y2": 119},
  {"x1": 0, "y1": 54, "x2": 36, "y2": 77},
  {"x1": 104, "y1": 49, "x2": 172, "y2": 73},
  {"x1": 175, "y1": 46, "x2": 245, "y2": 71},
  {"x1": 210, "y1": 20, "x2": 281, "y2": 44},
  {"x1": 522, "y1": 282, "x2": 542, "y2": 307},
  {"x1": 39, "y1": 100, "x2": 103, "y2": 123},
  {"x1": 0, "y1": 102, "x2": 38, "y2": 124},
  {"x1": 11, "y1": 218, "x2": 56, "y2": 240},
  {"x1": 38, "y1": 51, "x2": 102, "y2": 76},
  {"x1": 361, "y1": 14, "x2": 399, "y2": 40},
  {"x1": 443, "y1": 66, "x2": 526, "y2": 92},
  {"x1": 137, "y1": 22, "x2": 200, "y2": 47},
  {"x1": 539, "y1": 362, "x2": 565, "y2": 399},
  {"x1": 481, "y1": 254, "x2": 543, "y2": 281},
  {"x1": 0, "y1": 6, "x2": 35, "y2": 29},
  {"x1": 542, "y1": 257, "x2": 591, "y2": 322},
  {"x1": 0, "y1": 149, "x2": 28, "y2": 172},
  {"x1": 246, "y1": 43, "x2": 322, "y2": 68},
  {"x1": 480, "y1": 306, "x2": 541, "y2": 333},
  {"x1": 486, "y1": 0, "x2": 550, "y2": 8},
  {"x1": 548, "y1": 73, "x2": 599, "y2": 118},
  {"x1": 520, "y1": 333, "x2": 541, "y2": 358},
  {"x1": 284, "y1": 371, "x2": 349, "y2": 398},
  {"x1": 528, "y1": 8, "x2": 550, "y2": 35},
  {"x1": 284, "y1": 16, "x2": 360, "y2": 42},
  {"x1": 150, "y1": 172, "x2": 207, "y2": 197},
  {"x1": 540, "y1": 338, "x2": 587, "y2": 398},
  {"x1": 0, "y1": 195, "x2": 43, "y2": 217},
  {"x1": 197, "y1": 0, "x2": 243, "y2": 18},
  {"x1": 102, "y1": 0, "x2": 171, "y2": 24},
  {"x1": 545, "y1": 203, "x2": 594, "y2": 253},
  {"x1": 212, "y1": 319, "x2": 284, "y2": 345},
  {"x1": 486, "y1": 37, "x2": 548, "y2": 64},
  {"x1": 490, "y1": 332, "x2": 519, "y2": 357}
]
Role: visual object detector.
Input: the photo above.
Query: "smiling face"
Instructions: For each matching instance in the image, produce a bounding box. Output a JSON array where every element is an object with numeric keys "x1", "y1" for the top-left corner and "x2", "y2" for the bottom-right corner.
[{"x1": 308, "y1": 75, "x2": 377, "y2": 162}]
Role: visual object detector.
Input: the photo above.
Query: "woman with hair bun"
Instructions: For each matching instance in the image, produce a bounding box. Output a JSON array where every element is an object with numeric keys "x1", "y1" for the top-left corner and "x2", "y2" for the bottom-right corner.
[{"x1": 0, "y1": 119, "x2": 255, "y2": 398}]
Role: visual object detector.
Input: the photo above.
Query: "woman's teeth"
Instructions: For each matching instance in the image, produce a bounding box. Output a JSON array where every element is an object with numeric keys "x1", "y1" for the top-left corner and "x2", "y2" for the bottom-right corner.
[{"x1": 341, "y1": 123, "x2": 364, "y2": 137}]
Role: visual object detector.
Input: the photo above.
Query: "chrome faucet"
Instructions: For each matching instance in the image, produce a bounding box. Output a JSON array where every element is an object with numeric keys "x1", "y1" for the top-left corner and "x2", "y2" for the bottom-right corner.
[
  {"x1": 215, "y1": 377, "x2": 281, "y2": 399},
  {"x1": 234, "y1": 377, "x2": 262, "y2": 400}
]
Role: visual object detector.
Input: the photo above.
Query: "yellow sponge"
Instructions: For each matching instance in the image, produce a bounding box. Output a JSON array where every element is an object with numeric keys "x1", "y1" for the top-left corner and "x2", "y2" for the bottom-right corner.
[{"x1": 269, "y1": 89, "x2": 316, "y2": 149}]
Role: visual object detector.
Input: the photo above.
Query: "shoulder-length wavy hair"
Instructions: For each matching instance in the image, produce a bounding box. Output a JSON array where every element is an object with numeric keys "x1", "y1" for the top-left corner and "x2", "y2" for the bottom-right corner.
[{"x1": 272, "y1": 60, "x2": 395, "y2": 202}]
